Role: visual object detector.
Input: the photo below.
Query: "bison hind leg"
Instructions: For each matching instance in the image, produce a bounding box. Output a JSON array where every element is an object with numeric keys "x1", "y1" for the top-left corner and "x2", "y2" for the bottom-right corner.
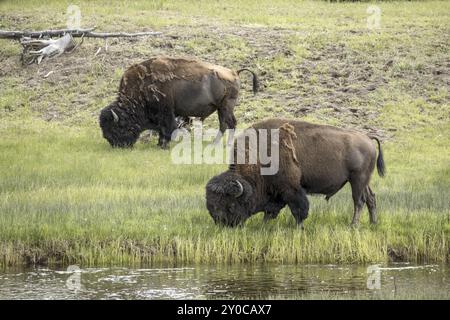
[
  {"x1": 365, "y1": 186, "x2": 377, "y2": 224},
  {"x1": 349, "y1": 174, "x2": 369, "y2": 226}
]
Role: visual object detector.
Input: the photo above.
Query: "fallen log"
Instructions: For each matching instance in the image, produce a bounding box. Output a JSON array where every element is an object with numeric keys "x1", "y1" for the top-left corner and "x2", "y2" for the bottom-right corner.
[
  {"x1": 0, "y1": 28, "x2": 96, "y2": 39},
  {"x1": 1, "y1": 27, "x2": 162, "y2": 65},
  {"x1": 0, "y1": 27, "x2": 162, "y2": 39}
]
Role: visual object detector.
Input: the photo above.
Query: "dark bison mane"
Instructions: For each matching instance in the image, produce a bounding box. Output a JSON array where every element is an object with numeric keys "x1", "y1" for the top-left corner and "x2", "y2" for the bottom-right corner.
[{"x1": 99, "y1": 94, "x2": 157, "y2": 148}]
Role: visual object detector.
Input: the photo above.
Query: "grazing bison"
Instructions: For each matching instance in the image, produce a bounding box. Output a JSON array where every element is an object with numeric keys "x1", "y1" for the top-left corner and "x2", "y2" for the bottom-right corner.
[
  {"x1": 205, "y1": 118, "x2": 386, "y2": 227},
  {"x1": 99, "y1": 56, "x2": 258, "y2": 148}
]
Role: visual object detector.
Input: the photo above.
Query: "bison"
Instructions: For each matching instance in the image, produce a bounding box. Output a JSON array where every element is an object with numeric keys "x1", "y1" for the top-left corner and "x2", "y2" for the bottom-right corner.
[
  {"x1": 99, "y1": 56, "x2": 258, "y2": 148},
  {"x1": 205, "y1": 118, "x2": 386, "y2": 227}
]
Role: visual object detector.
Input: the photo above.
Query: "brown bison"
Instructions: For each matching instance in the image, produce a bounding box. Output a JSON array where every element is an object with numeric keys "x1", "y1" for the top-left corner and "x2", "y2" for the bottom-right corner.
[
  {"x1": 99, "y1": 56, "x2": 258, "y2": 148},
  {"x1": 205, "y1": 118, "x2": 386, "y2": 227}
]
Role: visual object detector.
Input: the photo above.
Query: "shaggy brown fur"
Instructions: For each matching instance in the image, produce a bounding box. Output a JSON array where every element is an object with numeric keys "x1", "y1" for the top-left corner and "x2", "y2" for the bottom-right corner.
[
  {"x1": 120, "y1": 57, "x2": 240, "y2": 88},
  {"x1": 99, "y1": 56, "x2": 258, "y2": 148},
  {"x1": 206, "y1": 118, "x2": 386, "y2": 227}
]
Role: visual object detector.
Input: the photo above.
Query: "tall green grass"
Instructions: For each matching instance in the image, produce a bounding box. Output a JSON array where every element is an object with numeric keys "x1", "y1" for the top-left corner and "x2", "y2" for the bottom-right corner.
[{"x1": 0, "y1": 119, "x2": 448, "y2": 266}]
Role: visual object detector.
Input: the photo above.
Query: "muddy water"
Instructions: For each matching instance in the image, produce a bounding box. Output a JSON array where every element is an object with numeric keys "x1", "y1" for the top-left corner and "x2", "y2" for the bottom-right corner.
[{"x1": 0, "y1": 263, "x2": 448, "y2": 300}]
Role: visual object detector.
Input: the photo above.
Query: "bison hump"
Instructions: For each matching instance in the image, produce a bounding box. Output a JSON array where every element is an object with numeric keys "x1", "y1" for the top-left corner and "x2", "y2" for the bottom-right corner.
[
  {"x1": 279, "y1": 123, "x2": 299, "y2": 164},
  {"x1": 125, "y1": 56, "x2": 237, "y2": 84}
]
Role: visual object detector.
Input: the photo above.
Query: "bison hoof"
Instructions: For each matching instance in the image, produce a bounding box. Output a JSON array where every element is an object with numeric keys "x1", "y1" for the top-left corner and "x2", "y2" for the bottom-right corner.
[
  {"x1": 350, "y1": 222, "x2": 360, "y2": 228},
  {"x1": 159, "y1": 140, "x2": 170, "y2": 150}
]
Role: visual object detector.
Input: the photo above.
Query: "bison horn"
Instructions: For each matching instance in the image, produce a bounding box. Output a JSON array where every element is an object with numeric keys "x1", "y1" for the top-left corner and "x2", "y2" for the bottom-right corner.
[
  {"x1": 233, "y1": 180, "x2": 244, "y2": 198},
  {"x1": 111, "y1": 109, "x2": 119, "y2": 123}
]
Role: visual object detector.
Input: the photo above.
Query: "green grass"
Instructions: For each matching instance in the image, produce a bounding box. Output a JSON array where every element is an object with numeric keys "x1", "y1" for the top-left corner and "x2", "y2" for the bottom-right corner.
[
  {"x1": 267, "y1": 289, "x2": 450, "y2": 300},
  {"x1": 0, "y1": 119, "x2": 448, "y2": 266},
  {"x1": 0, "y1": 0, "x2": 449, "y2": 266}
]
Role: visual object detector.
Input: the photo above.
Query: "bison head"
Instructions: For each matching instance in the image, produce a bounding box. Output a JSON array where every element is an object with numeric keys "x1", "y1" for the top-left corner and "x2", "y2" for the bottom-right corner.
[
  {"x1": 99, "y1": 102, "x2": 140, "y2": 148},
  {"x1": 205, "y1": 172, "x2": 256, "y2": 227}
]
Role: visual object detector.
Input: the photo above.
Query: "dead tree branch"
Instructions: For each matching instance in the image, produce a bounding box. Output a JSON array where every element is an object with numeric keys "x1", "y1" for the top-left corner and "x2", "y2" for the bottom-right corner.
[
  {"x1": 80, "y1": 31, "x2": 162, "y2": 38},
  {"x1": 0, "y1": 28, "x2": 96, "y2": 39},
  {"x1": 0, "y1": 27, "x2": 161, "y2": 39},
  {"x1": 2, "y1": 27, "x2": 161, "y2": 65}
]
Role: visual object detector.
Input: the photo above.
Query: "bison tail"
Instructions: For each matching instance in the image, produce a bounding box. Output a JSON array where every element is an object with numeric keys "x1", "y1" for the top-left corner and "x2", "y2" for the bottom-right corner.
[
  {"x1": 237, "y1": 68, "x2": 259, "y2": 94},
  {"x1": 370, "y1": 136, "x2": 386, "y2": 177}
]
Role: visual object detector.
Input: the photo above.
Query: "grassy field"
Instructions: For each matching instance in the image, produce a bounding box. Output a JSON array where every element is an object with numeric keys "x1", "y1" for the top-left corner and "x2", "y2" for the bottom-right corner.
[{"x1": 0, "y1": 0, "x2": 449, "y2": 267}]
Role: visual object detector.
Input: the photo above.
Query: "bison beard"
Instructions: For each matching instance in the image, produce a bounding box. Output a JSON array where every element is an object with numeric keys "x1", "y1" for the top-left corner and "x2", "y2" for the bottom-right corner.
[
  {"x1": 205, "y1": 119, "x2": 386, "y2": 228},
  {"x1": 99, "y1": 56, "x2": 258, "y2": 149}
]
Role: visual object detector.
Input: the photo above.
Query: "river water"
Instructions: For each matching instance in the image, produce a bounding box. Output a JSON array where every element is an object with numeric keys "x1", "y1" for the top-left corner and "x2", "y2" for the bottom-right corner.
[{"x1": 0, "y1": 263, "x2": 448, "y2": 299}]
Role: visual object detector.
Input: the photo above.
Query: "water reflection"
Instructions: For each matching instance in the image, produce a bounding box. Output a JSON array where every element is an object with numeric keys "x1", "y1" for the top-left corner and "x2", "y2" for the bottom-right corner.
[{"x1": 0, "y1": 264, "x2": 448, "y2": 300}]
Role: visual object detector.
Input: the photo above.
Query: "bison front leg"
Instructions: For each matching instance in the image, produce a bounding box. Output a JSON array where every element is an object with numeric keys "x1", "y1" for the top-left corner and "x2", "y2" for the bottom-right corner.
[
  {"x1": 157, "y1": 133, "x2": 165, "y2": 148},
  {"x1": 158, "y1": 110, "x2": 178, "y2": 149},
  {"x1": 263, "y1": 201, "x2": 286, "y2": 222},
  {"x1": 283, "y1": 188, "x2": 309, "y2": 229}
]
